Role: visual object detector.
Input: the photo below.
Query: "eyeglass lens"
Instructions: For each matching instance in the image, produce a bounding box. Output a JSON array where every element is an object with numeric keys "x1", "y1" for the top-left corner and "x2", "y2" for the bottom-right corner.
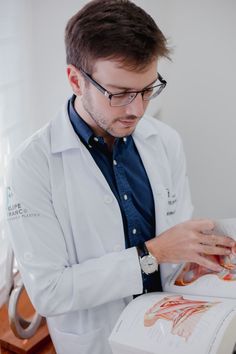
[{"x1": 110, "y1": 84, "x2": 165, "y2": 107}]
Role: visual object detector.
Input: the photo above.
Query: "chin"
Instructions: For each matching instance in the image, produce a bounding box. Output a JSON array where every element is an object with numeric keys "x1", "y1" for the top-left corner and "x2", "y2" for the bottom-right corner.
[{"x1": 113, "y1": 127, "x2": 137, "y2": 138}]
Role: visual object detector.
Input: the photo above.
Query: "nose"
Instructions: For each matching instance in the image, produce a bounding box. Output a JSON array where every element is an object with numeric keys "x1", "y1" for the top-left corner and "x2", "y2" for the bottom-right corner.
[{"x1": 125, "y1": 93, "x2": 145, "y2": 118}]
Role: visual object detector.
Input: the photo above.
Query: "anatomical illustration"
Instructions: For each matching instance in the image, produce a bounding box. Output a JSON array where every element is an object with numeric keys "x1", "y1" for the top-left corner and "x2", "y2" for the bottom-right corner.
[
  {"x1": 144, "y1": 295, "x2": 219, "y2": 340},
  {"x1": 175, "y1": 254, "x2": 236, "y2": 286}
]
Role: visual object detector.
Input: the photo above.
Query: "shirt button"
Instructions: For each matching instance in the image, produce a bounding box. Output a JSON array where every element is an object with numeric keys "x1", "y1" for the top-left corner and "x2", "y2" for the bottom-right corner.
[
  {"x1": 113, "y1": 160, "x2": 117, "y2": 166},
  {"x1": 113, "y1": 244, "x2": 122, "y2": 252},
  {"x1": 132, "y1": 228, "x2": 137, "y2": 235},
  {"x1": 88, "y1": 145, "x2": 92, "y2": 149},
  {"x1": 123, "y1": 194, "x2": 128, "y2": 200},
  {"x1": 104, "y1": 195, "x2": 113, "y2": 204},
  {"x1": 123, "y1": 137, "x2": 127, "y2": 143},
  {"x1": 94, "y1": 137, "x2": 99, "y2": 142}
]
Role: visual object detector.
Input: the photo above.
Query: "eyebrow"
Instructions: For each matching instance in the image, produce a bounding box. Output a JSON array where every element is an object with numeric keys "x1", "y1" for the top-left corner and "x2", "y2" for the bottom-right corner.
[{"x1": 106, "y1": 76, "x2": 158, "y2": 91}]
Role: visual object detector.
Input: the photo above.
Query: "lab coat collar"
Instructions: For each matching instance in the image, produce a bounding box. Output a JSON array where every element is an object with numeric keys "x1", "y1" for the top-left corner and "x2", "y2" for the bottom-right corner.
[
  {"x1": 133, "y1": 116, "x2": 159, "y2": 140},
  {"x1": 51, "y1": 103, "x2": 82, "y2": 153},
  {"x1": 50, "y1": 102, "x2": 159, "y2": 153}
]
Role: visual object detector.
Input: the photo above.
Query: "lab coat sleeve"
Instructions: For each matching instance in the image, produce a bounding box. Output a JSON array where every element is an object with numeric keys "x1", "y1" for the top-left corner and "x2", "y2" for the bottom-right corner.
[{"x1": 4, "y1": 143, "x2": 142, "y2": 317}]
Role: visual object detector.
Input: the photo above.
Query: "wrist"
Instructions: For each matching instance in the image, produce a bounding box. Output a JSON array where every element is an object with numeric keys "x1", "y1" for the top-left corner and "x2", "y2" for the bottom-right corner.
[
  {"x1": 136, "y1": 242, "x2": 158, "y2": 275},
  {"x1": 145, "y1": 238, "x2": 162, "y2": 263}
]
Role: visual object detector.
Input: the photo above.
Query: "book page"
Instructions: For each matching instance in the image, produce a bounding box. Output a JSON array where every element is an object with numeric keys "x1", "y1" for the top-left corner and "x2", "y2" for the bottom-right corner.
[
  {"x1": 164, "y1": 218, "x2": 236, "y2": 298},
  {"x1": 109, "y1": 292, "x2": 236, "y2": 354}
]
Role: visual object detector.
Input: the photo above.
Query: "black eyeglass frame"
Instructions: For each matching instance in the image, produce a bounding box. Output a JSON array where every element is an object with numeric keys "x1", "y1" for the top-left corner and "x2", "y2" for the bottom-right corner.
[{"x1": 80, "y1": 68, "x2": 167, "y2": 107}]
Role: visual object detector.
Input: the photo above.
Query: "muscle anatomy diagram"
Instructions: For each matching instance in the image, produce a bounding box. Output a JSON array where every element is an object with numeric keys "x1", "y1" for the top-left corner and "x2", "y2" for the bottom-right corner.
[
  {"x1": 175, "y1": 254, "x2": 236, "y2": 286},
  {"x1": 144, "y1": 295, "x2": 219, "y2": 340}
]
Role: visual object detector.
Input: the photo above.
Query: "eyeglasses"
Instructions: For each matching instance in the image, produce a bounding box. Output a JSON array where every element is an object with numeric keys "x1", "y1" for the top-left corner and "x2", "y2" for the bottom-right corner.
[{"x1": 80, "y1": 68, "x2": 167, "y2": 107}]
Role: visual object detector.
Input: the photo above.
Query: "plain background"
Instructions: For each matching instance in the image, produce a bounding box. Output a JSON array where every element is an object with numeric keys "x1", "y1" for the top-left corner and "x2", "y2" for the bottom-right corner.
[{"x1": 7, "y1": 0, "x2": 236, "y2": 219}]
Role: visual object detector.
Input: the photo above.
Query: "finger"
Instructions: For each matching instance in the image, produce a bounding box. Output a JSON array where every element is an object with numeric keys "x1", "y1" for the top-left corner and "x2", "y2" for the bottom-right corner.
[
  {"x1": 199, "y1": 244, "x2": 232, "y2": 256},
  {"x1": 189, "y1": 219, "x2": 215, "y2": 233},
  {"x1": 195, "y1": 254, "x2": 223, "y2": 272},
  {"x1": 199, "y1": 234, "x2": 235, "y2": 248}
]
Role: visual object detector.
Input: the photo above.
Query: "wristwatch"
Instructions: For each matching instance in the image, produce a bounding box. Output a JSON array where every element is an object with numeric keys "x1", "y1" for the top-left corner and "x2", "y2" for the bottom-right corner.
[{"x1": 137, "y1": 242, "x2": 158, "y2": 275}]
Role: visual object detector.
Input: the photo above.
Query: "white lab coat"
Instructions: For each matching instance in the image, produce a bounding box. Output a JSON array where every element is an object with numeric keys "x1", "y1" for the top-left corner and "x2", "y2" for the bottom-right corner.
[{"x1": 4, "y1": 104, "x2": 193, "y2": 354}]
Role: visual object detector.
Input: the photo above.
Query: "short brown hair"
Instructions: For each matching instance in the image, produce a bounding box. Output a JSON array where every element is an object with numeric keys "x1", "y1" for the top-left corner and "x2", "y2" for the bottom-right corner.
[{"x1": 65, "y1": 0, "x2": 170, "y2": 73}]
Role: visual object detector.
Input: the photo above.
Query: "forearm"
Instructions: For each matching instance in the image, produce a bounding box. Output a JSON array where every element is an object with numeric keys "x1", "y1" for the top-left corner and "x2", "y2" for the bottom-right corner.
[
  {"x1": 145, "y1": 219, "x2": 235, "y2": 272},
  {"x1": 8, "y1": 229, "x2": 142, "y2": 317}
]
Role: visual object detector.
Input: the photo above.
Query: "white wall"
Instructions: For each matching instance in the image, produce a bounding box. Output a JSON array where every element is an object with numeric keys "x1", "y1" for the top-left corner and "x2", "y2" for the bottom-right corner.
[
  {"x1": 0, "y1": 0, "x2": 34, "y2": 307},
  {"x1": 160, "y1": 0, "x2": 236, "y2": 219},
  {"x1": 29, "y1": 0, "x2": 86, "y2": 130},
  {"x1": 27, "y1": 0, "x2": 236, "y2": 219}
]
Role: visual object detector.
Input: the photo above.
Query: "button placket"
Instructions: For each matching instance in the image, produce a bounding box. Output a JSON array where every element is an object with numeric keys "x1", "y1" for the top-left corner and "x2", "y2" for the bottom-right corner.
[
  {"x1": 112, "y1": 139, "x2": 146, "y2": 252},
  {"x1": 129, "y1": 223, "x2": 142, "y2": 246}
]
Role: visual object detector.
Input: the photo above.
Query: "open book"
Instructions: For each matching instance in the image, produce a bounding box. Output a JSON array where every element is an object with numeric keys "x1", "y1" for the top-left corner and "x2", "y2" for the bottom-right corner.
[{"x1": 109, "y1": 219, "x2": 236, "y2": 354}]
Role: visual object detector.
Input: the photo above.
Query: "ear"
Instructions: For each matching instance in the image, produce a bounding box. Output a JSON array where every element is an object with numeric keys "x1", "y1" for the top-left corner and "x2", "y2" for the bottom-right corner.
[{"x1": 67, "y1": 64, "x2": 84, "y2": 96}]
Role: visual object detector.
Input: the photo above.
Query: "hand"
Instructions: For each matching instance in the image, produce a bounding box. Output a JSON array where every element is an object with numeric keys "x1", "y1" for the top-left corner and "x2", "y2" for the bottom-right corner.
[{"x1": 146, "y1": 219, "x2": 235, "y2": 272}]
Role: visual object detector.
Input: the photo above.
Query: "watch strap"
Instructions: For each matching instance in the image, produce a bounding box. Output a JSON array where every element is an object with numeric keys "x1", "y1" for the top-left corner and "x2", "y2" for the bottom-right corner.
[{"x1": 136, "y1": 242, "x2": 149, "y2": 258}]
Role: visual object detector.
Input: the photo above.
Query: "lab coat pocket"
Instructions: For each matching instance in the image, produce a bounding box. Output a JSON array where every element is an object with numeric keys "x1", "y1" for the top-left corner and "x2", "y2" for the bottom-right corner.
[{"x1": 50, "y1": 326, "x2": 106, "y2": 354}]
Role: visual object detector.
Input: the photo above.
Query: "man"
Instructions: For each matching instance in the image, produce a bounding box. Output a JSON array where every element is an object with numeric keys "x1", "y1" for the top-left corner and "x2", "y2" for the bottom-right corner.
[{"x1": 5, "y1": 1, "x2": 235, "y2": 353}]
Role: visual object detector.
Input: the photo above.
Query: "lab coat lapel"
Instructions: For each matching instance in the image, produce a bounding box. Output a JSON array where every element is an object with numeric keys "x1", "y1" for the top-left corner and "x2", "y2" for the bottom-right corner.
[
  {"x1": 133, "y1": 119, "x2": 170, "y2": 235},
  {"x1": 50, "y1": 105, "x2": 124, "y2": 257},
  {"x1": 50, "y1": 104, "x2": 116, "y2": 193},
  {"x1": 62, "y1": 147, "x2": 125, "y2": 258}
]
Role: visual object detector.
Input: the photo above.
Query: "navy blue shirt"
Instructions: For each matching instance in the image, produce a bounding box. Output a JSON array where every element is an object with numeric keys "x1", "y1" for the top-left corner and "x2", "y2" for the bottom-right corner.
[{"x1": 68, "y1": 95, "x2": 162, "y2": 293}]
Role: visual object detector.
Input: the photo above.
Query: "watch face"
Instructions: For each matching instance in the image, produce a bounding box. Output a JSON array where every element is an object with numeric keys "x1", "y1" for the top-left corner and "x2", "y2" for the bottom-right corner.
[{"x1": 140, "y1": 255, "x2": 158, "y2": 275}]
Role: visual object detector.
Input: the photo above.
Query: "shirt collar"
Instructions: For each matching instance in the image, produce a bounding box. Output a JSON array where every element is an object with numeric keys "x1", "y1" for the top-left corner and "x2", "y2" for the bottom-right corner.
[
  {"x1": 50, "y1": 99, "x2": 158, "y2": 154},
  {"x1": 68, "y1": 94, "x2": 94, "y2": 146},
  {"x1": 68, "y1": 94, "x2": 133, "y2": 148}
]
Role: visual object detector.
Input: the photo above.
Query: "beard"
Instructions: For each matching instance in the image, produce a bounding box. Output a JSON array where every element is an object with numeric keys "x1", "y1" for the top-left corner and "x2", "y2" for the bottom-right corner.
[{"x1": 81, "y1": 89, "x2": 140, "y2": 138}]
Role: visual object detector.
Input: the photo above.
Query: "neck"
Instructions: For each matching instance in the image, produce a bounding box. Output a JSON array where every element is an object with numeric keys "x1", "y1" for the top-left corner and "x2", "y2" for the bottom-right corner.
[
  {"x1": 105, "y1": 136, "x2": 116, "y2": 152},
  {"x1": 73, "y1": 95, "x2": 116, "y2": 150}
]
